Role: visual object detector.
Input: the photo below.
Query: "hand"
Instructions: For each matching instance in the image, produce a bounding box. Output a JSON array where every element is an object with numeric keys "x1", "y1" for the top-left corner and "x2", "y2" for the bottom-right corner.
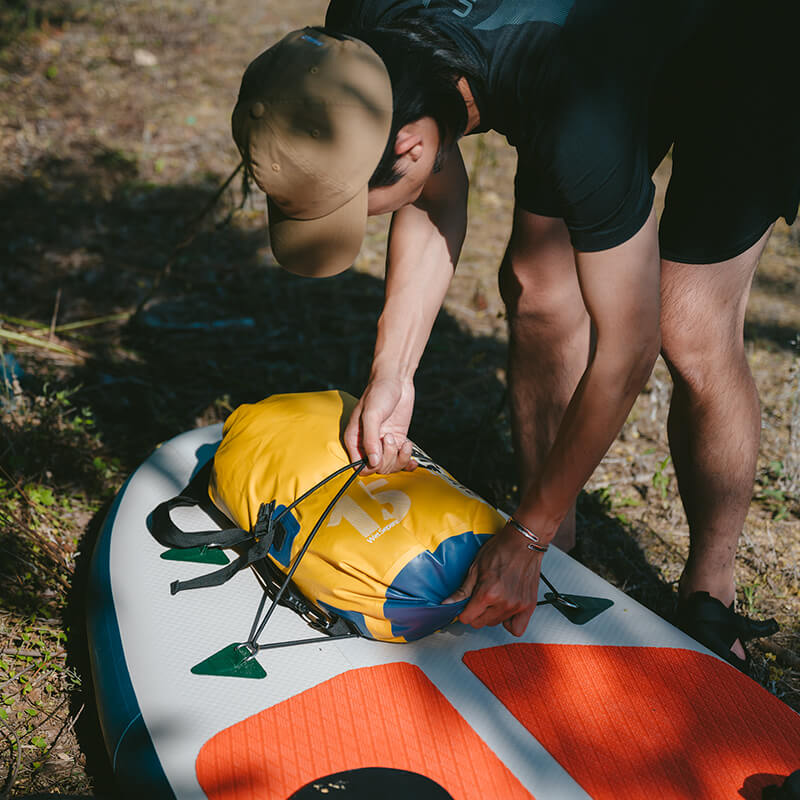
[
  {"x1": 444, "y1": 524, "x2": 543, "y2": 637},
  {"x1": 343, "y1": 375, "x2": 418, "y2": 474}
]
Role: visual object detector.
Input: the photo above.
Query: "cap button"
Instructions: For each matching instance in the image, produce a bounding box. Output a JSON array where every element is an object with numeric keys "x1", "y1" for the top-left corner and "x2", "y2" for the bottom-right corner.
[{"x1": 250, "y1": 101, "x2": 265, "y2": 119}]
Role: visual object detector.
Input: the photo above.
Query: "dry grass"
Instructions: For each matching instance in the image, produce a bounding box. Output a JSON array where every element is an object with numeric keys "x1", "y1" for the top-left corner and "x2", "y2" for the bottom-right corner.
[{"x1": 1, "y1": 1, "x2": 798, "y2": 795}]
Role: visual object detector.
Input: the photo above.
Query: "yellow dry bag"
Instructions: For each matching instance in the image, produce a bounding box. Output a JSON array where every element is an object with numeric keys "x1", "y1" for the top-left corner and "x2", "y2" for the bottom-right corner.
[{"x1": 209, "y1": 390, "x2": 506, "y2": 642}]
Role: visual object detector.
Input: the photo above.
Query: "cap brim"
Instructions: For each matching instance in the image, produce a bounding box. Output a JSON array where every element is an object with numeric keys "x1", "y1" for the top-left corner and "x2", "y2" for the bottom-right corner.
[{"x1": 267, "y1": 188, "x2": 367, "y2": 278}]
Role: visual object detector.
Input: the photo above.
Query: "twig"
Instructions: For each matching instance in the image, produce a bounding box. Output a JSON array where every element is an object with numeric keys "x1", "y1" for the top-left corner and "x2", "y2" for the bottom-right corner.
[
  {"x1": 0, "y1": 649, "x2": 65, "y2": 660},
  {"x1": 22, "y1": 696, "x2": 69, "y2": 742},
  {"x1": 48, "y1": 289, "x2": 61, "y2": 341},
  {"x1": 0, "y1": 663, "x2": 37, "y2": 695},
  {"x1": 0, "y1": 328, "x2": 76, "y2": 356},
  {"x1": 55, "y1": 311, "x2": 132, "y2": 332},
  {"x1": 30, "y1": 703, "x2": 84, "y2": 777},
  {"x1": 0, "y1": 312, "x2": 131, "y2": 335},
  {"x1": 0, "y1": 316, "x2": 46, "y2": 330},
  {"x1": 0, "y1": 714, "x2": 21, "y2": 800},
  {"x1": 769, "y1": 642, "x2": 800, "y2": 670}
]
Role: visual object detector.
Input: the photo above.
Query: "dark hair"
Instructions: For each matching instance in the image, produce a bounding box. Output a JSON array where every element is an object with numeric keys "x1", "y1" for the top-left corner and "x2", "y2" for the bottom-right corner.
[{"x1": 328, "y1": 18, "x2": 481, "y2": 187}]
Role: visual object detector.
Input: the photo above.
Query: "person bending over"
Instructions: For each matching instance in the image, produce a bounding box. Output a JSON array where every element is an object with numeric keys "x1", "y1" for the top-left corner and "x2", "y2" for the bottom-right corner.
[{"x1": 231, "y1": 0, "x2": 797, "y2": 671}]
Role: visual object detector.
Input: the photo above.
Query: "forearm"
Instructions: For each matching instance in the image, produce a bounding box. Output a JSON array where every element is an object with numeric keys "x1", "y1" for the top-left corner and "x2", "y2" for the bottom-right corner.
[
  {"x1": 516, "y1": 338, "x2": 658, "y2": 536},
  {"x1": 343, "y1": 149, "x2": 469, "y2": 471},
  {"x1": 372, "y1": 213, "x2": 459, "y2": 378},
  {"x1": 371, "y1": 152, "x2": 468, "y2": 380},
  {"x1": 515, "y1": 207, "x2": 662, "y2": 540}
]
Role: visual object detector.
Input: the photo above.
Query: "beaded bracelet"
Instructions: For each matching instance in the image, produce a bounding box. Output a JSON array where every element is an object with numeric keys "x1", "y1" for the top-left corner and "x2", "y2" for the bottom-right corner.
[{"x1": 508, "y1": 517, "x2": 549, "y2": 553}]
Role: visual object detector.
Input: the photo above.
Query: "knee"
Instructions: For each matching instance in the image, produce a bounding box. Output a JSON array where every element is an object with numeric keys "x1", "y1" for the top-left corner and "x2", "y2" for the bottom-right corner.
[
  {"x1": 661, "y1": 321, "x2": 747, "y2": 395},
  {"x1": 499, "y1": 248, "x2": 588, "y2": 337}
]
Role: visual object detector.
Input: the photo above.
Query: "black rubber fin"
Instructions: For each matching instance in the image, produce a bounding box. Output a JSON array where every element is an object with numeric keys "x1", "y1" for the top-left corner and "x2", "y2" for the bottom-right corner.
[{"x1": 544, "y1": 593, "x2": 614, "y2": 625}]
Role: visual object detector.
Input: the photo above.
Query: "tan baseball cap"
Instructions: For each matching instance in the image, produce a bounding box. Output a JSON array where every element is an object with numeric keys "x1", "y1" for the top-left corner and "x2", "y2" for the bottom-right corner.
[{"x1": 232, "y1": 28, "x2": 393, "y2": 277}]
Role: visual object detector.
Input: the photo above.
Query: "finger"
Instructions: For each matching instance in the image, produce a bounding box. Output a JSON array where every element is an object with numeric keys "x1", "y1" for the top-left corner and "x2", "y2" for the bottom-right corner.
[
  {"x1": 463, "y1": 602, "x2": 511, "y2": 630},
  {"x1": 505, "y1": 606, "x2": 535, "y2": 638},
  {"x1": 458, "y1": 587, "x2": 501, "y2": 626},
  {"x1": 360, "y1": 408, "x2": 383, "y2": 470},
  {"x1": 443, "y1": 565, "x2": 478, "y2": 605},
  {"x1": 343, "y1": 409, "x2": 364, "y2": 464},
  {"x1": 461, "y1": 584, "x2": 520, "y2": 629},
  {"x1": 395, "y1": 438, "x2": 415, "y2": 471},
  {"x1": 378, "y1": 433, "x2": 400, "y2": 474}
]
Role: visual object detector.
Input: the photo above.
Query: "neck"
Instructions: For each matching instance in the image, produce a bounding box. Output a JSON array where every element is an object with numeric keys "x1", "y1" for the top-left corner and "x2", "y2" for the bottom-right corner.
[{"x1": 456, "y1": 76, "x2": 481, "y2": 134}]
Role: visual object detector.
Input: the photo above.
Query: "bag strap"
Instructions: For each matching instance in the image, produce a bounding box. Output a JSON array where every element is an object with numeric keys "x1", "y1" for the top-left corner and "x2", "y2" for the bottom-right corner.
[
  {"x1": 147, "y1": 462, "x2": 352, "y2": 633},
  {"x1": 165, "y1": 500, "x2": 278, "y2": 595},
  {"x1": 150, "y1": 495, "x2": 254, "y2": 550}
]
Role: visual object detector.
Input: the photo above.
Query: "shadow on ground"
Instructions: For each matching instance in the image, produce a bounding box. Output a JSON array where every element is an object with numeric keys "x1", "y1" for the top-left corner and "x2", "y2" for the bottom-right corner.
[{"x1": 0, "y1": 134, "x2": 734, "y2": 794}]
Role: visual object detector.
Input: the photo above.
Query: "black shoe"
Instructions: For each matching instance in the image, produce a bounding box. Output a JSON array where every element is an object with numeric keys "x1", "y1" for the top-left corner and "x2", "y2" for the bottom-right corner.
[
  {"x1": 763, "y1": 770, "x2": 800, "y2": 800},
  {"x1": 675, "y1": 591, "x2": 779, "y2": 674}
]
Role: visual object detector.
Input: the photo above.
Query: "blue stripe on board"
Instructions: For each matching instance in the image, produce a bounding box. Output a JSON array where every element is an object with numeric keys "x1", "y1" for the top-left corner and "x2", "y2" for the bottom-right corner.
[{"x1": 86, "y1": 445, "x2": 225, "y2": 798}]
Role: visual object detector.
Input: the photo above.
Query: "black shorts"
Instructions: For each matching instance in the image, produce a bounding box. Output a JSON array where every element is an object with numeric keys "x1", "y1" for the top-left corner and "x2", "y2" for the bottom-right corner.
[{"x1": 648, "y1": 5, "x2": 800, "y2": 264}]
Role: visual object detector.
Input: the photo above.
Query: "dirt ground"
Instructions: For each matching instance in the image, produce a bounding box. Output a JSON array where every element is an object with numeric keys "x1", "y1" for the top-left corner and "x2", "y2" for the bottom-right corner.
[{"x1": 1, "y1": 0, "x2": 798, "y2": 796}]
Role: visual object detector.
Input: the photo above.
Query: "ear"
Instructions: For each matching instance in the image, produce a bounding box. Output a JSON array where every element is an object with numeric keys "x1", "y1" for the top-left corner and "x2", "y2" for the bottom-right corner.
[{"x1": 394, "y1": 121, "x2": 426, "y2": 162}]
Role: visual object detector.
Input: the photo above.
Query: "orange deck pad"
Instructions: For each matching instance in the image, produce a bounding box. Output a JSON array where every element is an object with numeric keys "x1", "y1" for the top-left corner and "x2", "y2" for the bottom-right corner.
[
  {"x1": 196, "y1": 662, "x2": 533, "y2": 800},
  {"x1": 463, "y1": 644, "x2": 800, "y2": 800}
]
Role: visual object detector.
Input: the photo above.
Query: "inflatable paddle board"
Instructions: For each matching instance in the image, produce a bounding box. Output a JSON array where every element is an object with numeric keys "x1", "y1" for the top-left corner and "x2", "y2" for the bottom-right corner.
[{"x1": 87, "y1": 426, "x2": 800, "y2": 799}]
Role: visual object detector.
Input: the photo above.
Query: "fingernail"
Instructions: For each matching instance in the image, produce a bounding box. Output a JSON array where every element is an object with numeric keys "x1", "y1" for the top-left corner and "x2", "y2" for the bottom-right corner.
[{"x1": 367, "y1": 452, "x2": 379, "y2": 467}]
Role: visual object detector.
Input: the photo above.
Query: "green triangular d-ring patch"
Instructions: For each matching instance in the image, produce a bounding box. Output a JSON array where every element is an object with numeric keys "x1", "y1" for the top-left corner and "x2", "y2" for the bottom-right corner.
[
  {"x1": 544, "y1": 593, "x2": 614, "y2": 625},
  {"x1": 191, "y1": 643, "x2": 267, "y2": 679},
  {"x1": 161, "y1": 546, "x2": 230, "y2": 565}
]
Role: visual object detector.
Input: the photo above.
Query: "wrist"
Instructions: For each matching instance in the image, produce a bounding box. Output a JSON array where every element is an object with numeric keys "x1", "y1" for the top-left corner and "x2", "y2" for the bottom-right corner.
[
  {"x1": 513, "y1": 485, "x2": 565, "y2": 544},
  {"x1": 507, "y1": 517, "x2": 550, "y2": 553},
  {"x1": 369, "y1": 355, "x2": 416, "y2": 383},
  {"x1": 506, "y1": 511, "x2": 559, "y2": 549}
]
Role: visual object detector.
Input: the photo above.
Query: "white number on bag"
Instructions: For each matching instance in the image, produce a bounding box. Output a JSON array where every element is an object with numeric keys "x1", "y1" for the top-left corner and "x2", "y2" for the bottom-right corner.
[
  {"x1": 326, "y1": 495, "x2": 379, "y2": 538},
  {"x1": 358, "y1": 478, "x2": 411, "y2": 522},
  {"x1": 327, "y1": 479, "x2": 412, "y2": 540}
]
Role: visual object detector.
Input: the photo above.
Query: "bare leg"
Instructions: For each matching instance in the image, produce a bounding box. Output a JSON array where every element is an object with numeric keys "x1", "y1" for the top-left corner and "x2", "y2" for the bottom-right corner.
[
  {"x1": 660, "y1": 228, "x2": 772, "y2": 658},
  {"x1": 499, "y1": 208, "x2": 592, "y2": 551}
]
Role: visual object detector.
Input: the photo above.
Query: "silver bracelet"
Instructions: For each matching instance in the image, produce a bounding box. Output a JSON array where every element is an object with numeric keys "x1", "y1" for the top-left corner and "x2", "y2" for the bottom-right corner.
[{"x1": 508, "y1": 517, "x2": 549, "y2": 553}]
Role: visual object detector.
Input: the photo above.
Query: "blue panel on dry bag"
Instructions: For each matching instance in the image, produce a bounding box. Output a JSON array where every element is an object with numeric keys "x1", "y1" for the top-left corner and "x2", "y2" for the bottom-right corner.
[
  {"x1": 383, "y1": 532, "x2": 491, "y2": 641},
  {"x1": 269, "y1": 505, "x2": 301, "y2": 568}
]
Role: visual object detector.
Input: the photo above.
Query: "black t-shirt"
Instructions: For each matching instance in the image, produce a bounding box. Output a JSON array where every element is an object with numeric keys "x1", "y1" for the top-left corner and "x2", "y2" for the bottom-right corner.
[{"x1": 325, "y1": 0, "x2": 715, "y2": 252}]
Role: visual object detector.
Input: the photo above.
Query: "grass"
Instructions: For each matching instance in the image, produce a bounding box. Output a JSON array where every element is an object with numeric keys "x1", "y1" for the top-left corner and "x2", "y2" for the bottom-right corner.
[{"x1": 1, "y1": 367, "x2": 121, "y2": 795}]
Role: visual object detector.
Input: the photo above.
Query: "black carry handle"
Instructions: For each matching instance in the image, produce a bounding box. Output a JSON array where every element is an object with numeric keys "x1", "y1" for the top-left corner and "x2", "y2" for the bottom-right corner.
[
  {"x1": 167, "y1": 500, "x2": 278, "y2": 594},
  {"x1": 150, "y1": 494, "x2": 254, "y2": 550},
  {"x1": 149, "y1": 492, "x2": 281, "y2": 594}
]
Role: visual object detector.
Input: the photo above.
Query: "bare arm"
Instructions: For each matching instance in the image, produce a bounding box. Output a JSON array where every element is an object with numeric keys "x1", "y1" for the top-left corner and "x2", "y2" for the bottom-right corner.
[
  {"x1": 452, "y1": 206, "x2": 662, "y2": 634},
  {"x1": 344, "y1": 147, "x2": 469, "y2": 473},
  {"x1": 517, "y1": 205, "x2": 662, "y2": 535}
]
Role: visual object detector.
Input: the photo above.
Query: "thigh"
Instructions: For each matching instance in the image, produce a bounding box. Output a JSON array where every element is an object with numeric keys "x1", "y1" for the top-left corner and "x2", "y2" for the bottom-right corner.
[{"x1": 660, "y1": 227, "x2": 772, "y2": 363}]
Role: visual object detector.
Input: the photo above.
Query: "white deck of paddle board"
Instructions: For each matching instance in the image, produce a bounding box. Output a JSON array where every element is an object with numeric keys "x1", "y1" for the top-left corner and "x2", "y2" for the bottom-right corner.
[{"x1": 98, "y1": 426, "x2": 713, "y2": 800}]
